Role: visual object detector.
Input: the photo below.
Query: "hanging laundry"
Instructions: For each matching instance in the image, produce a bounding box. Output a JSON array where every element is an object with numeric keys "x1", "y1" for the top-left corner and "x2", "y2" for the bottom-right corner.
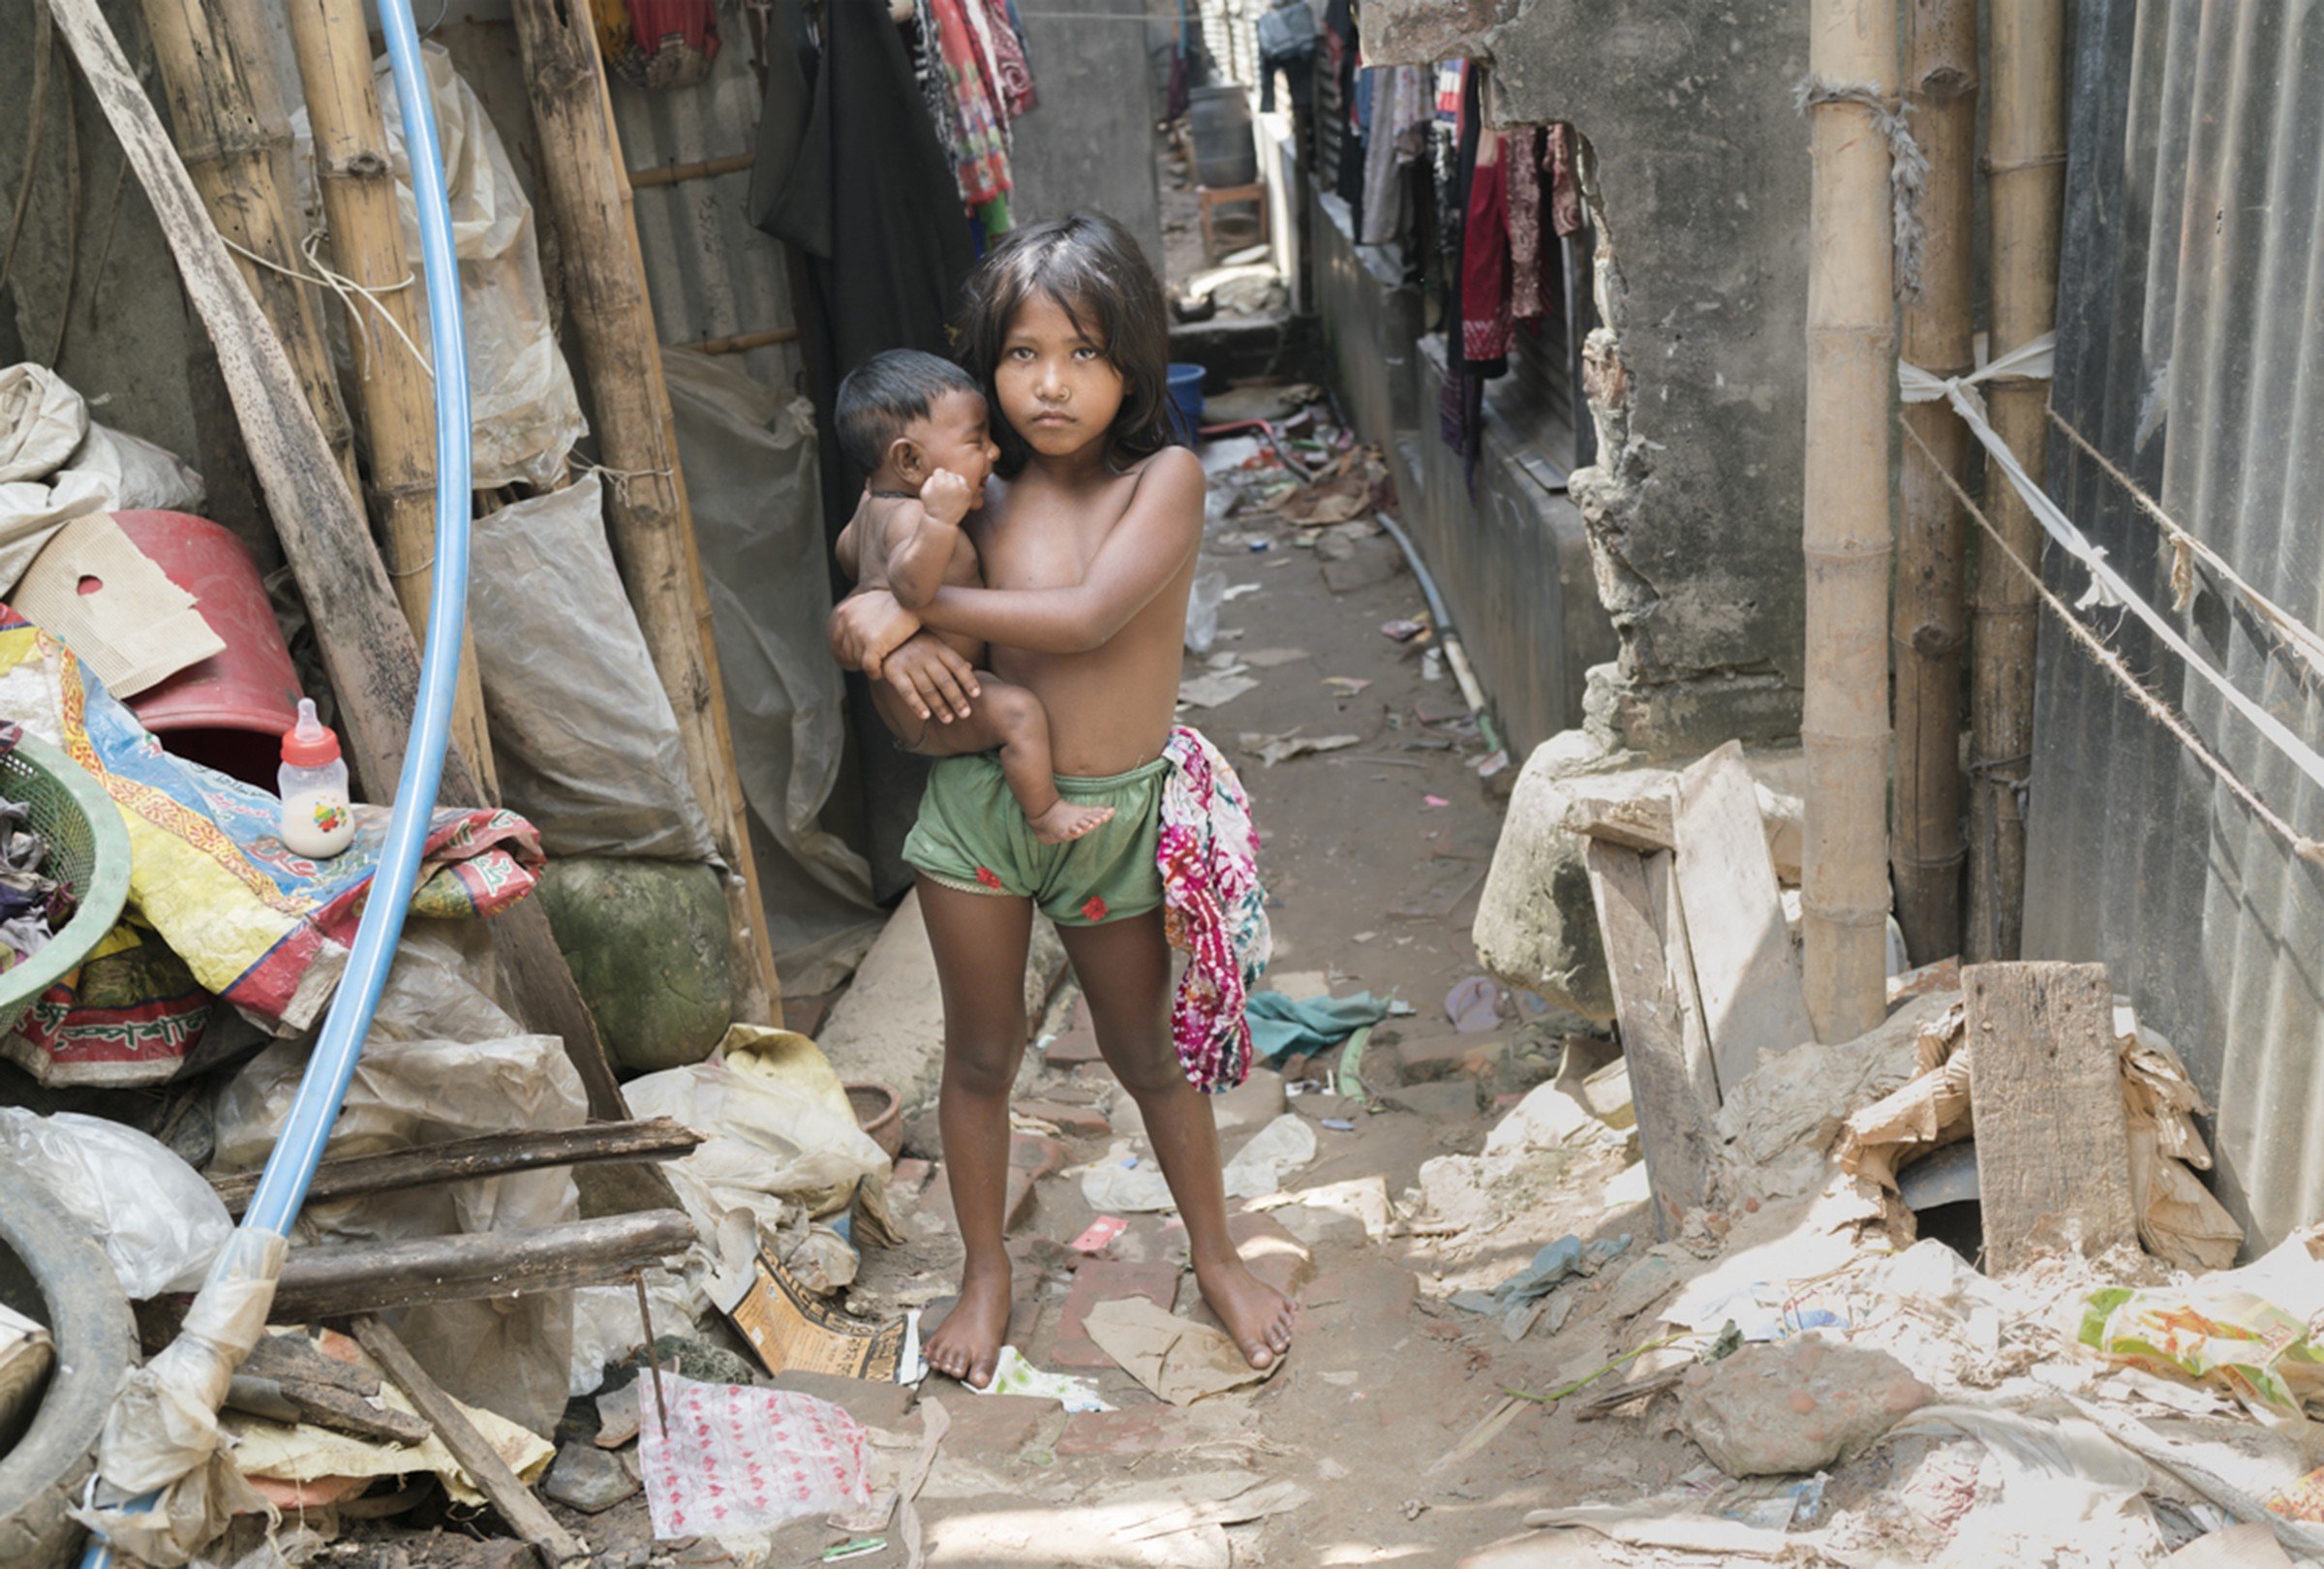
[
  {"x1": 748, "y1": 0, "x2": 977, "y2": 536},
  {"x1": 1323, "y1": 0, "x2": 1365, "y2": 205},
  {"x1": 596, "y1": 0, "x2": 721, "y2": 90},
  {"x1": 986, "y1": 0, "x2": 1039, "y2": 119},
  {"x1": 1505, "y1": 126, "x2": 1547, "y2": 323},
  {"x1": 928, "y1": 0, "x2": 1014, "y2": 203},
  {"x1": 1546, "y1": 122, "x2": 1585, "y2": 237},
  {"x1": 1359, "y1": 67, "x2": 1428, "y2": 248},
  {"x1": 1461, "y1": 110, "x2": 1512, "y2": 365},
  {"x1": 1255, "y1": 0, "x2": 1315, "y2": 113}
]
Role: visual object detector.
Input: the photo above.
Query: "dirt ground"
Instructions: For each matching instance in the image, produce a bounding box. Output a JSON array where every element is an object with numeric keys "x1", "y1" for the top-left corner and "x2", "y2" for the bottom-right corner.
[{"x1": 328, "y1": 441, "x2": 1667, "y2": 1568}]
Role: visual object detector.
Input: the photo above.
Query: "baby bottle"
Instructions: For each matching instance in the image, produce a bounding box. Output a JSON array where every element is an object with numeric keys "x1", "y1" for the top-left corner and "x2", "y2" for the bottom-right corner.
[{"x1": 278, "y1": 698, "x2": 354, "y2": 858}]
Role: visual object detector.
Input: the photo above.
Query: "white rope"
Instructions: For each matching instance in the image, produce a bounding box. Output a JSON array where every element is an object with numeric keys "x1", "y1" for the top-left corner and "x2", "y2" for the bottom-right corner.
[
  {"x1": 218, "y1": 231, "x2": 431, "y2": 381},
  {"x1": 1902, "y1": 332, "x2": 2324, "y2": 798}
]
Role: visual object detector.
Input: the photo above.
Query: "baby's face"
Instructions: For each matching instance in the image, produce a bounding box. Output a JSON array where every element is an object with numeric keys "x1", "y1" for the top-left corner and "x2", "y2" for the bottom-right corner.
[{"x1": 912, "y1": 390, "x2": 1002, "y2": 500}]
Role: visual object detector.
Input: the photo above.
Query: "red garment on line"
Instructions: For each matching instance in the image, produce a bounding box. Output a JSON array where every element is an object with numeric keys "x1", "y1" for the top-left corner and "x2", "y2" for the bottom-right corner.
[{"x1": 1462, "y1": 131, "x2": 1512, "y2": 365}]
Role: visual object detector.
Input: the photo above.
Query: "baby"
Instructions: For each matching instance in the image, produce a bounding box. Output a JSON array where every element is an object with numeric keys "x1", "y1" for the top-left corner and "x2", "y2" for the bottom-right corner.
[{"x1": 833, "y1": 350, "x2": 1116, "y2": 845}]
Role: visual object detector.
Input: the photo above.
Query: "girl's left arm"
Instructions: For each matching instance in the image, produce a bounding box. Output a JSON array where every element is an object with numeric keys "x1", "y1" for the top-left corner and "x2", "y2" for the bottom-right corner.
[{"x1": 916, "y1": 448, "x2": 1203, "y2": 654}]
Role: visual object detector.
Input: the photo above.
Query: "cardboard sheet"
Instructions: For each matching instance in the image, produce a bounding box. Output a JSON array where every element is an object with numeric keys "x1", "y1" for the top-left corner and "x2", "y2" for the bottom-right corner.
[{"x1": 13, "y1": 513, "x2": 223, "y2": 697}]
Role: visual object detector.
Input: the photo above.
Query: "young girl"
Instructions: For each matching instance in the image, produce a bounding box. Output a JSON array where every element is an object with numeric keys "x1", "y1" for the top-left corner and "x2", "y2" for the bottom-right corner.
[{"x1": 829, "y1": 213, "x2": 1295, "y2": 1388}]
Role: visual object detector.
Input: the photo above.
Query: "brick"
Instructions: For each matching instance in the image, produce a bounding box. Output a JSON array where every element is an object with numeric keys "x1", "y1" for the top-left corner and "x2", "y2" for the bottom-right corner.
[
  {"x1": 901, "y1": 1111, "x2": 943, "y2": 1159},
  {"x1": 891, "y1": 1157, "x2": 934, "y2": 1198},
  {"x1": 768, "y1": 1369, "x2": 917, "y2": 1431},
  {"x1": 1228, "y1": 1213, "x2": 1315, "y2": 1298},
  {"x1": 1050, "y1": 1260, "x2": 1183, "y2": 1368},
  {"x1": 1017, "y1": 1099, "x2": 1111, "y2": 1138},
  {"x1": 1305, "y1": 1262, "x2": 1417, "y2": 1325},
  {"x1": 1043, "y1": 997, "x2": 1103, "y2": 1066},
  {"x1": 939, "y1": 1392, "x2": 1062, "y2": 1454},
  {"x1": 1213, "y1": 1070, "x2": 1289, "y2": 1141},
  {"x1": 1056, "y1": 1405, "x2": 1191, "y2": 1458},
  {"x1": 1391, "y1": 1035, "x2": 1509, "y2": 1083},
  {"x1": 1010, "y1": 1133, "x2": 1070, "y2": 1178},
  {"x1": 1003, "y1": 1167, "x2": 1038, "y2": 1234},
  {"x1": 1383, "y1": 1080, "x2": 1483, "y2": 1120}
]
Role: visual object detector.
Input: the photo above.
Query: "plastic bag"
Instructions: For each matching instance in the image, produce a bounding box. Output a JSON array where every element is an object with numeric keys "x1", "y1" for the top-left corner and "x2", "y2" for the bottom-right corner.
[
  {"x1": 625, "y1": 1025, "x2": 890, "y2": 1237},
  {"x1": 211, "y1": 926, "x2": 586, "y2": 1436},
  {"x1": 0, "y1": 363, "x2": 204, "y2": 593},
  {"x1": 292, "y1": 45, "x2": 585, "y2": 488},
  {"x1": 0, "y1": 1107, "x2": 233, "y2": 1297},
  {"x1": 662, "y1": 350, "x2": 882, "y2": 994},
  {"x1": 469, "y1": 474, "x2": 717, "y2": 860},
  {"x1": 1184, "y1": 569, "x2": 1226, "y2": 654}
]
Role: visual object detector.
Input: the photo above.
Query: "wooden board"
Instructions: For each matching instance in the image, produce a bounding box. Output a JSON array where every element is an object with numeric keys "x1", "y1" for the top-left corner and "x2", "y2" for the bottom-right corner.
[
  {"x1": 1642, "y1": 849, "x2": 1719, "y2": 1121},
  {"x1": 1967, "y1": 961, "x2": 2136, "y2": 1274},
  {"x1": 1566, "y1": 793, "x2": 1677, "y2": 854},
  {"x1": 1673, "y1": 741, "x2": 1816, "y2": 1091},
  {"x1": 1584, "y1": 841, "x2": 1722, "y2": 1233}
]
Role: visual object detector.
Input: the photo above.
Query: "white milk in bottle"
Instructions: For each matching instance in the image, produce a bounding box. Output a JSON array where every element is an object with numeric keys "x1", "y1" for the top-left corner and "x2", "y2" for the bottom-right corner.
[{"x1": 278, "y1": 698, "x2": 354, "y2": 858}]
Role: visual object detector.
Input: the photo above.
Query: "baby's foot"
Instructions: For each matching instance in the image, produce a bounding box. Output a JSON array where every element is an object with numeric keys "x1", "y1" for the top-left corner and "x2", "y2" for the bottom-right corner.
[
  {"x1": 1194, "y1": 1254, "x2": 1296, "y2": 1370},
  {"x1": 925, "y1": 1256, "x2": 1013, "y2": 1389},
  {"x1": 1029, "y1": 799, "x2": 1116, "y2": 846}
]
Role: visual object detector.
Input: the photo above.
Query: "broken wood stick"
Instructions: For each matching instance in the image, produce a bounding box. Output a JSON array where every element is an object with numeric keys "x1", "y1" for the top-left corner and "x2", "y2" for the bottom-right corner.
[
  {"x1": 226, "y1": 1370, "x2": 431, "y2": 1446},
  {"x1": 350, "y1": 1314, "x2": 582, "y2": 1566},
  {"x1": 1966, "y1": 961, "x2": 2136, "y2": 1274},
  {"x1": 1566, "y1": 793, "x2": 1677, "y2": 855},
  {"x1": 46, "y1": 0, "x2": 628, "y2": 1122},
  {"x1": 270, "y1": 1211, "x2": 694, "y2": 1322},
  {"x1": 210, "y1": 1118, "x2": 702, "y2": 1216},
  {"x1": 1584, "y1": 841, "x2": 1722, "y2": 1234}
]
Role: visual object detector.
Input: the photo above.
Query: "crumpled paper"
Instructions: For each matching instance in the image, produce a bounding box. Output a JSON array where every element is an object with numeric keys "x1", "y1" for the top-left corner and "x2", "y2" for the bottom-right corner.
[
  {"x1": 1084, "y1": 1298, "x2": 1279, "y2": 1405},
  {"x1": 968, "y1": 1346, "x2": 1112, "y2": 1413}
]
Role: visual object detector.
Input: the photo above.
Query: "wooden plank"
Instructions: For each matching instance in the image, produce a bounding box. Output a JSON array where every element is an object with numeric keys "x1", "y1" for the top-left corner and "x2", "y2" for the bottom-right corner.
[
  {"x1": 1584, "y1": 841, "x2": 1721, "y2": 1234},
  {"x1": 47, "y1": 0, "x2": 628, "y2": 1123},
  {"x1": 506, "y1": 0, "x2": 785, "y2": 1026},
  {"x1": 350, "y1": 1315, "x2": 583, "y2": 1566},
  {"x1": 270, "y1": 1212, "x2": 694, "y2": 1321},
  {"x1": 1566, "y1": 793, "x2": 1676, "y2": 854},
  {"x1": 1641, "y1": 849, "x2": 1719, "y2": 1119},
  {"x1": 1673, "y1": 741, "x2": 1816, "y2": 1089},
  {"x1": 1967, "y1": 961, "x2": 2135, "y2": 1274},
  {"x1": 210, "y1": 1118, "x2": 701, "y2": 1215}
]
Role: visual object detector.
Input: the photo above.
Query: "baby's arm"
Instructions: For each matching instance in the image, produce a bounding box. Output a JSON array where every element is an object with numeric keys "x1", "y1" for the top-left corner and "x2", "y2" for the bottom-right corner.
[
  {"x1": 917, "y1": 447, "x2": 1202, "y2": 654},
  {"x1": 884, "y1": 470, "x2": 975, "y2": 610}
]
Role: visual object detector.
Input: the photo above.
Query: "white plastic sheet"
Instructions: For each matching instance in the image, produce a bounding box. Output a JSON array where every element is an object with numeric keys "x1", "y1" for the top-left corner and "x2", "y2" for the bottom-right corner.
[
  {"x1": 0, "y1": 1107, "x2": 232, "y2": 1297},
  {"x1": 292, "y1": 44, "x2": 585, "y2": 489},
  {"x1": 0, "y1": 362, "x2": 204, "y2": 592},
  {"x1": 470, "y1": 473, "x2": 718, "y2": 860},
  {"x1": 662, "y1": 349, "x2": 881, "y2": 993},
  {"x1": 211, "y1": 926, "x2": 586, "y2": 1436}
]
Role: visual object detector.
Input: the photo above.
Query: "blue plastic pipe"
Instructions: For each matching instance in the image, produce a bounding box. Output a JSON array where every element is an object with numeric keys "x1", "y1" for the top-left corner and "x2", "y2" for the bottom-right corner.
[{"x1": 78, "y1": 1, "x2": 472, "y2": 1562}]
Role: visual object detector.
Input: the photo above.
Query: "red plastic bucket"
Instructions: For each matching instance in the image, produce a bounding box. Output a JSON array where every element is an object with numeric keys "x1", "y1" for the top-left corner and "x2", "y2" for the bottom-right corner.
[{"x1": 111, "y1": 510, "x2": 304, "y2": 787}]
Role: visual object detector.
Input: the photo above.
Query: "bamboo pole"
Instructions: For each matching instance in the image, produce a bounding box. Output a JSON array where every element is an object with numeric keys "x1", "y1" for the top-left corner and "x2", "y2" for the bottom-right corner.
[
  {"x1": 48, "y1": 0, "x2": 629, "y2": 1124},
  {"x1": 1892, "y1": 0, "x2": 1977, "y2": 965},
  {"x1": 1967, "y1": 0, "x2": 2066, "y2": 962},
  {"x1": 507, "y1": 0, "x2": 783, "y2": 1024},
  {"x1": 135, "y1": 0, "x2": 361, "y2": 503},
  {"x1": 284, "y1": 0, "x2": 498, "y2": 800},
  {"x1": 1800, "y1": 2, "x2": 1899, "y2": 1042}
]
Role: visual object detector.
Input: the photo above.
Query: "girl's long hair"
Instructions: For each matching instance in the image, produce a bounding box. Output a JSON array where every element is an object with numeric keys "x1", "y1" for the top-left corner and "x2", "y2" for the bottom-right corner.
[{"x1": 954, "y1": 212, "x2": 1177, "y2": 477}]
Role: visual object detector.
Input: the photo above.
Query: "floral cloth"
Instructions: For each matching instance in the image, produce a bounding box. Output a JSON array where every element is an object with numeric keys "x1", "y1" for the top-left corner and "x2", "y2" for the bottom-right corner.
[
  {"x1": 1158, "y1": 726, "x2": 1270, "y2": 1093},
  {"x1": 926, "y1": 0, "x2": 1013, "y2": 206}
]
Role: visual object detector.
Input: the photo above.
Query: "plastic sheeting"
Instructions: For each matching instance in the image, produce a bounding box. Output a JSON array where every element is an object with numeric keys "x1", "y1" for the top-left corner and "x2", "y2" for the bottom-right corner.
[
  {"x1": 470, "y1": 473, "x2": 718, "y2": 860},
  {"x1": 291, "y1": 43, "x2": 585, "y2": 490},
  {"x1": 210, "y1": 926, "x2": 586, "y2": 1437},
  {"x1": 662, "y1": 349, "x2": 880, "y2": 993},
  {"x1": 0, "y1": 1109, "x2": 232, "y2": 1298},
  {"x1": 0, "y1": 362, "x2": 204, "y2": 591}
]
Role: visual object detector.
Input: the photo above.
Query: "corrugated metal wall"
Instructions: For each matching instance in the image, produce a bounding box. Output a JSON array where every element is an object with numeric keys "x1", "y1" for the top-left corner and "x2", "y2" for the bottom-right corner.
[{"x1": 2023, "y1": 0, "x2": 2324, "y2": 1249}]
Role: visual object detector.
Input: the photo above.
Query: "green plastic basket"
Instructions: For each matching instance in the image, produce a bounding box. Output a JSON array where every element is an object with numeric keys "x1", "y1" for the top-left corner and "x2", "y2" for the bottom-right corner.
[{"x1": 0, "y1": 731, "x2": 132, "y2": 1042}]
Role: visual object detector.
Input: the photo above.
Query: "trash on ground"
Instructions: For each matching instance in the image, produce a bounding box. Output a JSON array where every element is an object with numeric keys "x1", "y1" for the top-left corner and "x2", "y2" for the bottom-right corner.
[
  {"x1": 1177, "y1": 667, "x2": 1261, "y2": 709},
  {"x1": 1069, "y1": 1215, "x2": 1130, "y2": 1253},
  {"x1": 636, "y1": 1375, "x2": 873, "y2": 1539},
  {"x1": 1443, "y1": 974, "x2": 1504, "y2": 1032},
  {"x1": 726, "y1": 1251, "x2": 909, "y2": 1383},
  {"x1": 1084, "y1": 1298, "x2": 1281, "y2": 1404},
  {"x1": 0, "y1": 1107, "x2": 231, "y2": 1298},
  {"x1": 1246, "y1": 988, "x2": 1389, "y2": 1065},
  {"x1": 1678, "y1": 1336, "x2": 1933, "y2": 1477},
  {"x1": 967, "y1": 1345, "x2": 1113, "y2": 1413},
  {"x1": 1238, "y1": 728, "x2": 1361, "y2": 767}
]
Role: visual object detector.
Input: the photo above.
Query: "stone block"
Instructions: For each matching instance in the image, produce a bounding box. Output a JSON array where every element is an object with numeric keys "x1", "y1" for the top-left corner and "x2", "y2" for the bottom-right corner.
[
  {"x1": 1051, "y1": 1259, "x2": 1184, "y2": 1368},
  {"x1": 1010, "y1": 1134, "x2": 1069, "y2": 1179},
  {"x1": 1679, "y1": 1338, "x2": 1931, "y2": 1478},
  {"x1": 1383, "y1": 1080, "x2": 1483, "y2": 1120},
  {"x1": 939, "y1": 1392, "x2": 1063, "y2": 1454},
  {"x1": 767, "y1": 1369, "x2": 917, "y2": 1431},
  {"x1": 542, "y1": 1441, "x2": 639, "y2": 1512},
  {"x1": 1056, "y1": 1405, "x2": 1191, "y2": 1457},
  {"x1": 535, "y1": 858, "x2": 735, "y2": 1073},
  {"x1": 1391, "y1": 1035, "x2": 1510, "y2": 1083},
  {"x1": 1228, "y1": 1213, "x2": 1315, "y2": 1298}
]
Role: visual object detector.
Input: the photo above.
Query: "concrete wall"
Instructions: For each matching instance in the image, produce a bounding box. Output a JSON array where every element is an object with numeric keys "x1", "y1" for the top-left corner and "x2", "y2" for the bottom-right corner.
[
  {"x1": 1310, "y1": 187, "x2": 1614, "y2": 755},
  {"x1": 1005, "y1": 0, "x2": 1166, "y2": 269}
]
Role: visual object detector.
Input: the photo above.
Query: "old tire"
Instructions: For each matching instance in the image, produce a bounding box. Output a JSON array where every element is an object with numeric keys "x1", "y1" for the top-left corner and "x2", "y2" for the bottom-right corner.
[{"x1": 0, "y1": 1178, "x2": 136, "y2": 1569}]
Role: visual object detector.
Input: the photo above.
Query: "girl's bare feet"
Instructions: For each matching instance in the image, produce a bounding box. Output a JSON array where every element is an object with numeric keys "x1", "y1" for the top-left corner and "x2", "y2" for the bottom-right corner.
[
  {"x1": 1028, "y1": 799, "x2": 1116, "y2": 845},
  {"x1": 1194, "y1": 1253, "x2": 1296, "y2": 1369},
  {"x1": 925, "y1": 1255, "x2": 1014, "y2": 1389}
]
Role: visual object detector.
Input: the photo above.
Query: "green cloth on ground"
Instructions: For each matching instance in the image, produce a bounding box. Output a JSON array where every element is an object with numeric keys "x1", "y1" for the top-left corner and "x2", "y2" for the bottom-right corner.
[{"x1": 1247, "y1": 990, "x2": 1390, "y2": 1065}]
